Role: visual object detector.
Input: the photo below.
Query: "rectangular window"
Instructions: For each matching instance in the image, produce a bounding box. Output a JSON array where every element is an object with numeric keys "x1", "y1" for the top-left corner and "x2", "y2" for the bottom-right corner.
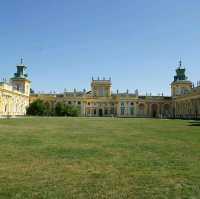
[
  {"x1": 110, "y1": 108, "x2": 114, "y2": 114},
  {"x1": 105, "y1": 109, "x2": 108, "y2": 115}
]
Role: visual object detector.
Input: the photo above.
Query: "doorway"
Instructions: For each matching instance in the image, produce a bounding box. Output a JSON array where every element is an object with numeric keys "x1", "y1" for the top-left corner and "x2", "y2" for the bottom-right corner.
[
  {"x1": 99, "y1": 109, "x2": 103, "y2": 117},
  {"x1": 151, "y1": 104, "x2": 158, "y2": 118}
]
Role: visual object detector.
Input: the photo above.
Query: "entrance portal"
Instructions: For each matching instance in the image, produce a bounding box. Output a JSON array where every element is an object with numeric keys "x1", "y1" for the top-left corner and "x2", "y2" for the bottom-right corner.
[
  {"x1": 151, "y1": 104, "x2": 158, "y2": 118},
  {"x1": 99, "y1": 109, "x2": 103, "y2": 117}
]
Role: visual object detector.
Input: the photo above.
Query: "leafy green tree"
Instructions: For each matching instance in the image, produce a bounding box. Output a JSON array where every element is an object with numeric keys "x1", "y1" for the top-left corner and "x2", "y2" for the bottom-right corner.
[
  {"x1": 27, "y1": 99, "x2": 47, "y2": 116},
  {"x1": 66, "y1": 105, "x2": 80, "y2": 116},
  {"x1": 27, "y1": 100, "x2": 80, "y2": 117},
  {"x1": 44, "y1": 101, "x2": 52, "y2": 116},
  {"x1": 55, "y1": 102, "x2": 65, "y2": 116}
]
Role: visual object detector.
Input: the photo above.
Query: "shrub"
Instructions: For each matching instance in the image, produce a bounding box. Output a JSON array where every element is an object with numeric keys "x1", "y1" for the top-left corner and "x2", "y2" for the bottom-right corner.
[{"x1": 27, "y1": 100, "x2": 80, "y2": 117}]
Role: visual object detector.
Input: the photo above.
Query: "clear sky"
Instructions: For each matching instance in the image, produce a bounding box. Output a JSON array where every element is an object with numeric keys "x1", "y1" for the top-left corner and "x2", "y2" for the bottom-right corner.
[{"x1": 0, "y1": 0, "x2": 200, "y2": 95}]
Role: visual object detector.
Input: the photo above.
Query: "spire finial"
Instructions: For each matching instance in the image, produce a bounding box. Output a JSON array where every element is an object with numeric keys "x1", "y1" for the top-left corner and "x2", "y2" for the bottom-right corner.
[
  {"x1": 20, "y1": 57, "x2": 23, "y2": 65},
  {"x1": 178, "y1": 57, "x2": 182, "y2": 68}
]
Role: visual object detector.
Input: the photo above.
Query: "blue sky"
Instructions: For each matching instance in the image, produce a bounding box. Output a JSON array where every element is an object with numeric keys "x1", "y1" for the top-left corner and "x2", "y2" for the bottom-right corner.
[{"x1": 0, "y1": 0, "x2": 200, "y2": 95}]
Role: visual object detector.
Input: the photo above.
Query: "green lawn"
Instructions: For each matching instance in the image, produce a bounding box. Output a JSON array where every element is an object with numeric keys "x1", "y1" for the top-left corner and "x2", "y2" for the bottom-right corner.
[{"x1": 0, "y1": 117, "x2": 199, "y2": 199}]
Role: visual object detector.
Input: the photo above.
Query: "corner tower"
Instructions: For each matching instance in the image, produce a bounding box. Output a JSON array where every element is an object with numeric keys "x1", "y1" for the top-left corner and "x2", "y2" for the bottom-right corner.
[
  {"x1": 171, "y1": 60, "x2": 192, "y2": 97},
  {"x1": 10, "y1": 58, "x2": 31, "y2": 96}
]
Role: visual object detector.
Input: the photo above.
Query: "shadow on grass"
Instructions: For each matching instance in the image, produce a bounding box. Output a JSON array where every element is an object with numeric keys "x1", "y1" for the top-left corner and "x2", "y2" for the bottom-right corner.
[{"x1": 188, "y1": 121, "x2": 200, "y2": 126}]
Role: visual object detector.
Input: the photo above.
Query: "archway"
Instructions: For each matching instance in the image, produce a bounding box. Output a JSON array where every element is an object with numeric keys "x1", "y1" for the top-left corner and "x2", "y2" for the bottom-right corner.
[
  {"x1": 138, "y1": 103, "x2": 145, "y2": 116},
  {"x1": 99, "y1": 109, "x2": 103, "y2": 117},
  {"x1": 151, "y1": 104, "x2": 158, "y2": 118},
  {"x1": 163, "y1": 104, "x2": 170, "y2": 118}
]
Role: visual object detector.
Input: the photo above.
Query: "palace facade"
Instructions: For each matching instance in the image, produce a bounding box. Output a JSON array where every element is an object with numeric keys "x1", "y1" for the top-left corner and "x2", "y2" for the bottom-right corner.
[
  {"x1": 0, "y1": 60, "x2": 200, "y2": 119},
  {"x1": 30, "y1": 61, "x2": 200, "y2": 119}
]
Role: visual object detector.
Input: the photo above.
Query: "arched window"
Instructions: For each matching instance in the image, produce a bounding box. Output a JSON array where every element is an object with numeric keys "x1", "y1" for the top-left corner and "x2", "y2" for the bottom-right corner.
[
  {"x1": 151, "y1": 104, "x2": 158, "y2": 118},
  {"x1": 5, "y1": 104, "x2": 8, "y2": 113},
  {"x1": 130, "y1": 107, "x2": 134, "y2": 115},
  {"x1": 138, "y1": 104, "x2": 145, "y2": 116},
  {"x1": 104, "y1": 109, "x2": 108, "y2": 115},
  {"x1": 163, "y1": 104, "x2": 170, "y2": 117},
  {"x1": 121, "y1": 107, "x2": 125, "y2": 115}
]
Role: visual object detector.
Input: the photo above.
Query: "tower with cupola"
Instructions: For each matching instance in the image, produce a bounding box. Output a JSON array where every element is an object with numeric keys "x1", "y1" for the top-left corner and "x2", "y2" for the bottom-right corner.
[
  {"x1": 10, "y1": 58, "x2": 31, "y2": 96},
  {"x1": 171, "y1": 60, "x2": 192, "y2": 97}
]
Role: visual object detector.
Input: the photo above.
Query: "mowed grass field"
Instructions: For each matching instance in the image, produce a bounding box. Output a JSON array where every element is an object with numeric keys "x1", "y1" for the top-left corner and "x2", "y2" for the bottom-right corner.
[{"x1": 0, "y1": 117, "x2": 199, "y2": 199}]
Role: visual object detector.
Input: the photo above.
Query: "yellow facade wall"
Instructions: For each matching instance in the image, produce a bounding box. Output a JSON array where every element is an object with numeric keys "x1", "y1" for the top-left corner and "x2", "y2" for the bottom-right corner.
[{"x1": 0, "y1": 84, "x2": 29, "y2": 117}]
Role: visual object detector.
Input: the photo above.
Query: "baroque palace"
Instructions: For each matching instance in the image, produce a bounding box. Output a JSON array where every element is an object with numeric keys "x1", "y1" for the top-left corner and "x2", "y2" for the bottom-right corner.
[{"x1": 0, "y1": 60, "x2": 200, "y2": 119}]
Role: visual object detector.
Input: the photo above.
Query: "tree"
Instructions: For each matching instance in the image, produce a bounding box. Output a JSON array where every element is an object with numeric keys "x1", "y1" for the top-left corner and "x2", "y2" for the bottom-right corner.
[
  {"x1": 66, "y1": 105, "x2": 80, "y2": 116},
  {"x1": 27, "y1": 99, "x2": 47, "y2": 116},
  {"x1": 55, "y1": 102, "x2": 65, "y2": 116},
  {"x1": 44, "y1": 101, "x2": 52, "y2": 116},
  {"x1": 27, "y1": 100, "x2": 81, "y2": 117}
]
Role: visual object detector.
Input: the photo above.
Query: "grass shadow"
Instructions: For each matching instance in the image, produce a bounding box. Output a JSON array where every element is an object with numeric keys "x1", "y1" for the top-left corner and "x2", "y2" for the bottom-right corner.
[{"x1": 188, "y1": 121, "x2": 200, "y2": 126}]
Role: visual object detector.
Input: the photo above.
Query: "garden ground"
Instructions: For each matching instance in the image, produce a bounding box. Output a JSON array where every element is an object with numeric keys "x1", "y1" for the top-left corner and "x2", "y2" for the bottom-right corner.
[{"x1": 0, "y1": 117, "x2": 199, "y2": 199}]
